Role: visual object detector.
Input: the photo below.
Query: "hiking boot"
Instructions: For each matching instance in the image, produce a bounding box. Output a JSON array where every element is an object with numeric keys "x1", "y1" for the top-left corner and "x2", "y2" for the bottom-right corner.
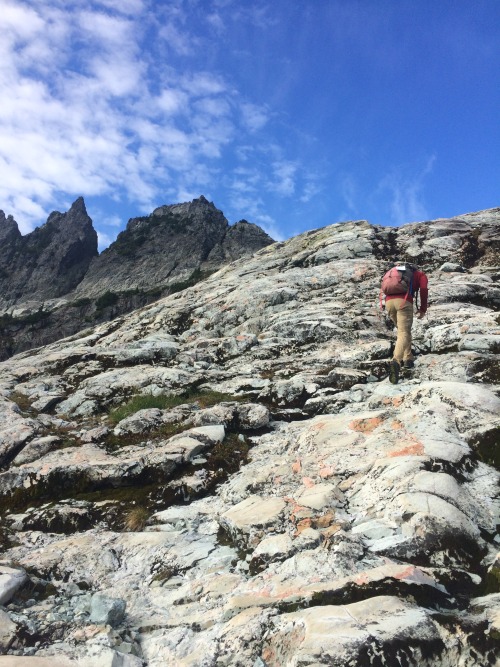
[
  {"x1": 389, "y1": 360, "x2": 400, "y2": 384},
  {"x1": 404, "y1": 360, "x2": 414, "y2": 369}
]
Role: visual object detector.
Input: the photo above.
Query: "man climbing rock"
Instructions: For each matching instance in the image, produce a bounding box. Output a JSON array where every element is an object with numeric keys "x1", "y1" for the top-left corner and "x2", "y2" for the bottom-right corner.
[{"x1": 381, "y1": 263, "x2": 429, "y2": 384}]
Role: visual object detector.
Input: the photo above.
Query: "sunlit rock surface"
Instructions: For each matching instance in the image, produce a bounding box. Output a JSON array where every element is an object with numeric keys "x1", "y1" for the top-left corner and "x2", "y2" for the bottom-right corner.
[{"x1": 0, "y1": 208, "x2": 499, "y2": 665}]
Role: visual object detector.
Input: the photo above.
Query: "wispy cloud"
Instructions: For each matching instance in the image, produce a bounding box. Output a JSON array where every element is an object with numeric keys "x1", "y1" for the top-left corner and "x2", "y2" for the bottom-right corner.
[
  {"x1": 0, "y1": 0, "x2": 286, "y2": 233},
  {"x1": 339, "y1": 174, "x2": 359, "y2": 215},
  {"x1": 377, "y1": 156, "x2": 437, "y2": 225},
  {"x1": 269, "y1": 160, "x2": 297, "y2": 196},
  {"x1": 241, "y1": 103, "x2": 270, "y2": 132},
  {"x1": 96, "y1": 229, "x2": 115, "y2": 251}
]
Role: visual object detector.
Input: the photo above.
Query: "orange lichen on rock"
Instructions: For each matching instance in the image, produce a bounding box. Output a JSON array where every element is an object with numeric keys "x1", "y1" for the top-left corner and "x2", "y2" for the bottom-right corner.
[
  {"x1": 353, "y1": 572, "x2": 370, "y2": 585},
  {"x1": 391, "y1": 420, "x2": 404, "y2": 430},
  {"x1": 321, "y1": 523, "x2": 341, "y2": 539},
  {"x1": 388, "y1": 442, "x2": 425, "y2": 457},
  {"x1": 319, "y1": 464, "x2": 335, "y2": 478},
  {"x1": 311, "y1": 420, "x2": 329, "y2": 431},
  {"x1": 295, "y1": 517, "x2": 313, "y2": 536},
  {"x1": 315, "y1": 511, "x2": 336, "y2": 528},
  {"x1": 392, "y1": 564, "x2": 417, "y2": 580},
  {"x1": 292, "y1": 458, "x2": 302, "y2": 474},
  {"x1": 302, "y1": 477, "x2": 315, "y2": 488},
  {"x1": 349, "y1": 416, "x2": 384, "y2": 433}
]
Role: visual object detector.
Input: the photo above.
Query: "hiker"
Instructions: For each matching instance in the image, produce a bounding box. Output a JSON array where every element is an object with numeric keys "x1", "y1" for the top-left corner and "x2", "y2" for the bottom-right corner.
[{"x1": 380, "y1": 262, "x2": 428, "y2": 384}]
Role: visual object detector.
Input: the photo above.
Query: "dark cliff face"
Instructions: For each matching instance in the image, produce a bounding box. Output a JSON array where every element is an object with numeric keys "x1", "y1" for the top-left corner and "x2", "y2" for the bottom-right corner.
[
  {"x1": 207, "y1": 219, "x2": 275, "y2": 264},
  {"x1": 74, "y1": 196, "x2": 229, "y2": 296},
  {"x1": 0, "y1": 198, "x2": 98, "y2": 309}
]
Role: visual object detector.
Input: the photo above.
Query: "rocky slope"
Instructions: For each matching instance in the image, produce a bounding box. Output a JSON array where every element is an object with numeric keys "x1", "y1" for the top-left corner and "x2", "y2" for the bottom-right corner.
[
  {"x1": 0, "y1": 197, "x2": 274, "y2": 360},
  {"x1": 0, "y1": 208, "x2": 499, "y2": 666}
]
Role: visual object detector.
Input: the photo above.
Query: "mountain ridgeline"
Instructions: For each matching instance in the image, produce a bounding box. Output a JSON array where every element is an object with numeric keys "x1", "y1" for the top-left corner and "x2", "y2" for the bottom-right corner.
[{"x1": 0, "y1": 196, "x2": 274, "y2": 359}]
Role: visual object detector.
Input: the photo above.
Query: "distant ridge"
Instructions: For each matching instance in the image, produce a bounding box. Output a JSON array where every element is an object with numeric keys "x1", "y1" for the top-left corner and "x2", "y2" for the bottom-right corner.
[{"x1": 0, "y1": 196, "x2": 274, "y2": 359}]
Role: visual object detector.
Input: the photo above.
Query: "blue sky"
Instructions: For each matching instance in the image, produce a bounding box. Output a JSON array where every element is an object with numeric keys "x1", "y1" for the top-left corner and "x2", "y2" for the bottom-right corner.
[{"x1": 1, "y1": 0, "x2": 498, "y2": 249}]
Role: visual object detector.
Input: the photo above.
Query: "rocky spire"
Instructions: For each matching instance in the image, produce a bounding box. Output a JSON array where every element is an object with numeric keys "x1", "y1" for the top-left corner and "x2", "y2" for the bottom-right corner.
[
  {"x1": 0, "y1": 198, "x2": 98, "y2": 309},
  {"x1": 0, "y1": 210, "x2": 21, "y2": 244}
]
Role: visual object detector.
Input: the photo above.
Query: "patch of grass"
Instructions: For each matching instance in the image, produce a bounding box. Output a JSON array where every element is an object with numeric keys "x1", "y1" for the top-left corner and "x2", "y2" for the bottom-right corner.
[
  {"x1": 9, "y1": 391, "x2": 36, "y2": 415},
  {"x1": 206, "y1": 432, "x2": 249, "y2": 476},
  {"x1": 104, "y1": 422, "x2": 190, "y2": 452},
  {"x1": 108, "y1": 394, "x2": 188, "y2": 425},
  {"x1": 108, "y1": 389, "x2": 243, "y2": 425},
  {"x1": 123, "y1": 506, "x2": 149, "y2": 531},
  {"x1": 95, "y1": 291, "x2": 119, "y2": 310},
  {"x1": 150, "y1": 566, "x2": 180, "y2": 584}
]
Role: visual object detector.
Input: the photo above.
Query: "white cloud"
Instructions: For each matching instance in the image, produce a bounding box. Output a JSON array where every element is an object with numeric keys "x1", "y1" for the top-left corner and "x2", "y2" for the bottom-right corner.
[
  {"x1": 339, "y1": 174, "x2": 358, "y2": 214},
  {"x1": 95, "y1": 0, "x2": 145, "y2": 16},
  {"x1": 78, "y1": 11, "x2": 137, "y2": 49},
  {"x1": 378, "y1": 156, "x2": 437, "y2": 225},
  {"x1": 102, "y1": 215, "x2": 123, "y2": 227},
  {"x1": 300, "y1": 176, "x2": 322, "y2": 204},
  {"x1": 96, "y1": 229, "x2": 115, "y2": 251},
  {"x1": 181, "y1": 72, "x2": 227, "y2": 97},
  {"x1": 269, "y1": 160, "x2": 297, "y2": 196},
  {"x1": 0, "y1": 0, "x2": 306, "y2": 239},
  {"x1": 158, "y1": 22, "x2": 195, "y2": 56},
  {"x1": 240, "y1": 103, "x2": 269, "y2": 132},
  {"x1": 156, "y1": 89, "x2": 188, "y2": 115},
  {"x1": 206, "y1": 12, "x2": 225, "y2": 34},
  {"x1": 194, "y1": 97, "x2": 231, "y2": 117}
]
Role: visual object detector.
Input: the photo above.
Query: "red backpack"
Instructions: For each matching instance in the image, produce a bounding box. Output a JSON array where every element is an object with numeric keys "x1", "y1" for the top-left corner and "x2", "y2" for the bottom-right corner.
[{"x1": 381, "y1": 264, "x2": 416, "y2": 297}]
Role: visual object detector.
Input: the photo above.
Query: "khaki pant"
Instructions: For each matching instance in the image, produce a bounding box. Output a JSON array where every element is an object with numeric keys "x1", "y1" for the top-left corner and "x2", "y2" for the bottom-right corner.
[{"x1": 386, "y1": 298, "x2": 414, "y2": 362}]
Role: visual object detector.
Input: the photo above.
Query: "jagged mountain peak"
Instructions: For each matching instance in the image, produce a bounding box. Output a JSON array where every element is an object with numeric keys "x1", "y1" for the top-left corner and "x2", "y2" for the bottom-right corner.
[
  {"x1": 46, "y1": 196, "x2": 89, "y2": 222},
  {"x1": 75, "y1": 196, "x2": 273, "y2": 297},
  {"x1": 0, "y1": 210, "x2": 21, "y2": 243},
  {"x1": 0, "y1": 196, "x2": 274, "y2": 357},
  {"x1": 0, "y1": 198, "x2": 98, "y2": 309}
]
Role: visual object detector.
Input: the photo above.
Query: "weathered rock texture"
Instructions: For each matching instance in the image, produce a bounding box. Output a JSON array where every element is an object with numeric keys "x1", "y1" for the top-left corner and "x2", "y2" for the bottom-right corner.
[
  {"x1": 0, "y1": 207, "x2": 498, "y2": 666},
  {"x1": 0, "y1": 196, "x2": 274, "y2": 360}
]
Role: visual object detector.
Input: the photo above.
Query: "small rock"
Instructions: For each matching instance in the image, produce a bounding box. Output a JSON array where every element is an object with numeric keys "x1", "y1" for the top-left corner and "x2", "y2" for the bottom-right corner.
[
  {"x1": 439, "y1": 262, "x2": 465, "y2": 272},
  {"x1": 0, "y1": 566, "x2": 27, "y2": 605},
  {"x1": 0, "y1": 609, "x2": 16, "y2": 651},
  {"x1": 90, "y1": 593, "x2": 126, "y2": 627}
]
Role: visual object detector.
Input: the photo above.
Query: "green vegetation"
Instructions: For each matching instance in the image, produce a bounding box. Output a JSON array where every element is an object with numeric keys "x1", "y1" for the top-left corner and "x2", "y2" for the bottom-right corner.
[
  {"x1": 69, "y1": 297, "x2": 92, "y2": 308},
  {"x1": 169, "y1": 268, "x2": 213, "y2": 294},
  {"x1": 22, "y1": 307, "x2": 50, "y2": 325},
  {"x1": 95, "y1": 290, "x2": 119, "y2": 310},
  {"x1": 0, "y1": 307, "x2": 50, "y2": 328},
  {"x1": 108, "y1": 389, "x2": 242, "y2": 425},
  {"x1": 113, "y1": 229, "x2": 148, "y2": 257}
]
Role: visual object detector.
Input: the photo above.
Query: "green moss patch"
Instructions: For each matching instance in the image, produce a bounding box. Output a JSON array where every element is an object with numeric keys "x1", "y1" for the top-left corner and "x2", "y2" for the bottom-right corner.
[{"x1": 108, "y1": 389, "x2": 243, "y2": 425}]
